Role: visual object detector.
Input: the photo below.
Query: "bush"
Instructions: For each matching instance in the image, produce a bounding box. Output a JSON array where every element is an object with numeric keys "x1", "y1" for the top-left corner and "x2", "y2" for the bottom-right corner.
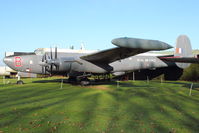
[{"x1": 180, "y1": 64, "x2": 199, "y2": 81}]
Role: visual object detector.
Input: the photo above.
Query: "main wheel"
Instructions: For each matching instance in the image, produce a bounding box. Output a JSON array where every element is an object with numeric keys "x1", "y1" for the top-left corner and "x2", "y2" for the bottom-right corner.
[
  {"x1": 17, "y1": 80, "x2": 24, "y2": 85},
  {"x1": 80, "y1": 80, "x2": 90, "y2": 86},
  {"x1": 80, "y1": 77, "x2": 90, "y2": 86}
]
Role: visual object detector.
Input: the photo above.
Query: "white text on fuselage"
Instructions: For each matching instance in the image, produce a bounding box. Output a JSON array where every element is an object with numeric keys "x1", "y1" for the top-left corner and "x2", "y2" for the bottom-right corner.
[{"x1": 137, "y1": 58, "x2": 156, "y2": 62}]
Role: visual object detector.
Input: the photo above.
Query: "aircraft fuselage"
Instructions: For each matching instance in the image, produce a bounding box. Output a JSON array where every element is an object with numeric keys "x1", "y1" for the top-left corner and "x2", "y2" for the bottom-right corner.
[{"x1": 3, "y1": 51, "x2": 175, "y2": 76}]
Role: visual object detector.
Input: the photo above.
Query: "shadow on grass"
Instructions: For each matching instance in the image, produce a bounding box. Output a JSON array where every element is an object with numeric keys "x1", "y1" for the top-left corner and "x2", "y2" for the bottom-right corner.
[
  {"x1": 1, "y1": 80, "x2": 199, "y2": 132},
  {"x1": 0, "y1": 87, "x2": 92, "y2": 128},
  {"x1": 32, "y1": 79, "x2": 63, "y2": 83},
  {"x1": 32, "y1": 79, "x2": 143, "y2": 88},
  {"x1": 92, "y1": 81, "x2": 149, "y2": 89},
  {"x1": 106, "y1": 82, "x2": 199, "y2": 133},
  {"x1": 165, "y1": 81, "x2": 199, "y2": 91}
]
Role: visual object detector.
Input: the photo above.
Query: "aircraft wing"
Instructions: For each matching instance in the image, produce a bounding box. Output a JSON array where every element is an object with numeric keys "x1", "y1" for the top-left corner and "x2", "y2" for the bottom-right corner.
[
  {"x1": 81, "y1": 37, "x2": 172, "y2": 64},
  {"x1": 81, "y1": 47, "x2": 149, "y2": 64}
]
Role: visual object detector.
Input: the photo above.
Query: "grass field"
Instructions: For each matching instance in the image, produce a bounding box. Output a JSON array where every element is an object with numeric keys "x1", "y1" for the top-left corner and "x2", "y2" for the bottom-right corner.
[{"x1": 0, "y1": 78, "x2": 199, "y2": 133}]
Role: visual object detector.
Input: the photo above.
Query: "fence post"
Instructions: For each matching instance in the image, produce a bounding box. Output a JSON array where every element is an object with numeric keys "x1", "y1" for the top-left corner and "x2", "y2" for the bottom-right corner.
[
  {"x1": 189, "y1": 83, "x2": 193, "y2": 96},
  {"x1": 3, "y1": 76, "x2": 5, "y2": 85},
  {"x1": 117, "y1": 80, "x2": 119, "y2": 88},
  {"x1": 60, "y1": 79, "x2": 63, "y2": 89}
]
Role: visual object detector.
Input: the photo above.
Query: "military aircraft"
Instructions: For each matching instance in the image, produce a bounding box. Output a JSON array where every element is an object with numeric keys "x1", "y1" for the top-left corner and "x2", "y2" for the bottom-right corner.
[{"x1": 3, "y1": 35, "x2": 199, "y2": 85}]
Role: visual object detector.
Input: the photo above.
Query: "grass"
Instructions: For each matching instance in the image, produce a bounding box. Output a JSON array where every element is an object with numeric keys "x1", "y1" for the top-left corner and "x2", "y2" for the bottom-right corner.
[{"x1": 0, "y1": 78, "x2": 199, "y2": 133}]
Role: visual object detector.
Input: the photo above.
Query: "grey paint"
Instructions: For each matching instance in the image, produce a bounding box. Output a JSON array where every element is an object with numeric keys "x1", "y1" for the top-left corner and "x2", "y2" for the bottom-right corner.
[
  {"x1": 3, "y1": 35, "x2": 194, "y2": 78},
  {"x1": 110, "y1": 56, "x2": 173, "y2": 72},
  {"x1": 175, "y1": 35, "x2": 193, "y2": 68},
  {"x1": 3, "y1": 51, "x2": 175, "y2": 76},
  {"x1": 112, "y1": 37, "x2": 173, "y2": 50}
]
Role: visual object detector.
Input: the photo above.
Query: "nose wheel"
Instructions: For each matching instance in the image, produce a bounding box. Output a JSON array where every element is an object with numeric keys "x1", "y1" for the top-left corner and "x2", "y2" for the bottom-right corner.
[
  {"x1": 16, "y1": 73, "x2": 24, "y2": 84},
  {"x1": 17, "y1": 80, "x2": 24, "y2": 85}
]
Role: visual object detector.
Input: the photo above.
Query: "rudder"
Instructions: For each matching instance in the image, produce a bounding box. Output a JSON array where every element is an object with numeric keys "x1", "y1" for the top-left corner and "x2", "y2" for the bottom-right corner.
[{"x1": 174, "y1": 35, "x2": 193, "y2": 69}]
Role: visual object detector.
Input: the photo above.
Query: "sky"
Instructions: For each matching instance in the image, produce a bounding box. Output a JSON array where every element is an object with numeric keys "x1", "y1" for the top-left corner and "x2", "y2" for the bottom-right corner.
[{"x1": 0, "y1": 0, "x2": 199, "y2": 65}]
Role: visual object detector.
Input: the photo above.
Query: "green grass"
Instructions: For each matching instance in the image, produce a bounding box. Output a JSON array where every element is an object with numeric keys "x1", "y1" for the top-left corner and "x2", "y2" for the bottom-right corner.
[{"x1": 0, "y1": 78, "x2": 199, "y2": 133}]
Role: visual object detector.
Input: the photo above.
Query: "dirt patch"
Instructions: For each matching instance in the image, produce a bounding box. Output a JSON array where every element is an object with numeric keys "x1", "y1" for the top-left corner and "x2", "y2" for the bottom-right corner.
[{"x1": 88, "y1": 85, "x2": 110, "y2": 90}]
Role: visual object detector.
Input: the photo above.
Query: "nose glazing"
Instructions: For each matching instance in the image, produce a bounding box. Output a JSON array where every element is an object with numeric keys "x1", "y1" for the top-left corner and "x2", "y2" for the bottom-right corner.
[
  {"x1": 3, "y1": 56, "x2": 13, "y2": 67},
  {"x1": 4, "y1": 57, "x2": 11, "y2": 64}
]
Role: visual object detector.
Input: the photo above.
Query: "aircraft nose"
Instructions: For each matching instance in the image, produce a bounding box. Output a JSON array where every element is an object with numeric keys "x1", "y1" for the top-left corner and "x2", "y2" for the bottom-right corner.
[{"x1": 3, "y1": 56, "x2": 13, "y2": 65}]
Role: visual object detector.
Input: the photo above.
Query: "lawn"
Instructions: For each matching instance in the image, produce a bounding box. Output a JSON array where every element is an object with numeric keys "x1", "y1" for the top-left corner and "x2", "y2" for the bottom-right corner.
[{"x1": 0, "y1": 78, "x2": 199, "y2": 133}]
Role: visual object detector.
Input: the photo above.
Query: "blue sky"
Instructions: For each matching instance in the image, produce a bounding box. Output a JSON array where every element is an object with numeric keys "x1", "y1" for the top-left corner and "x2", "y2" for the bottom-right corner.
[{"x1": 0, "y1": 0, "x2": 199, "y2": 65}]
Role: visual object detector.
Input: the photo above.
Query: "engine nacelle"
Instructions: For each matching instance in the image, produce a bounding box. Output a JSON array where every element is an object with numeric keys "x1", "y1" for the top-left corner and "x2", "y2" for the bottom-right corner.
[{"x1": 57, "y1": 57, "x2": 75, "y2": 72}]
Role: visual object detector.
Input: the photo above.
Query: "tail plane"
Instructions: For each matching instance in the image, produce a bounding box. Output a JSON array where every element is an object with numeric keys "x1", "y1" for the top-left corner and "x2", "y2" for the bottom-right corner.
[
  {"x1": 160, "y1": 35, "x2": 199, "y2": 68},
  {"x1": 174, "y1": 35, "x2": 193, "y2": 58},
  {"x1": 174, "y1": 35, "x2": 193, "y2": 68}
]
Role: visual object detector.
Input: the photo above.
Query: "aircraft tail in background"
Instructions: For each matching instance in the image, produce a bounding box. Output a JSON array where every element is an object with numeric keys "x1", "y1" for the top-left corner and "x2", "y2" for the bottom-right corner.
[
  {"x1": 174, "y1": 35, "x2": 193, "y2": 58},
  {"x1": 159, "y1": 35, "x2": 199, "y2": 68},
  {"x1": 174, "y1": 35, "x2": 193, "y2": 68}
]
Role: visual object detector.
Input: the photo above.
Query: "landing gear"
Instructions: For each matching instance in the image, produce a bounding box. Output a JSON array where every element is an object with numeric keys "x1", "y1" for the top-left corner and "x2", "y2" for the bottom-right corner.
[
  {"x1": 80, "y1": 77, "x2": 90, "y2": 86},
  {"x1": 16, "y1": 73, "x2": 24, "y2": 85},
  {"x1": 68, "y1": 76, "x2": 90, "y2": 86},
  {"x1": 17, "y1": 80, "x2": 24, "y2": 85},
  {"x1": 68, "y1": 73, "x2": 111, "y2": 86}
]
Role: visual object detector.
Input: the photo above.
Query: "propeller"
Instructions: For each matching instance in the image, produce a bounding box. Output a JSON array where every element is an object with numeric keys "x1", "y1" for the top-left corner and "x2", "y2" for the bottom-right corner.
[{"x1": 41, "y1": 53, "x2": 48, "y2": 75}]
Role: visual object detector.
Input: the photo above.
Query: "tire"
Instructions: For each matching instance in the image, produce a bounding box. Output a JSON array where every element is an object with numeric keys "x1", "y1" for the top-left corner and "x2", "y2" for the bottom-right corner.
[
  {"x1": 80, "y1": 80, "x2": 90, "y2": 86},
  {"x1": 17, "y1": 80, "x2": 24, "y2": 85}
]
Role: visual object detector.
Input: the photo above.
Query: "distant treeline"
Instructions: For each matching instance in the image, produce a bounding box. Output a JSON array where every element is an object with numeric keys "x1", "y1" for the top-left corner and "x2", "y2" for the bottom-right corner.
[{"x1": 180, "y1": 64, "x2": 199, "y2": 81}]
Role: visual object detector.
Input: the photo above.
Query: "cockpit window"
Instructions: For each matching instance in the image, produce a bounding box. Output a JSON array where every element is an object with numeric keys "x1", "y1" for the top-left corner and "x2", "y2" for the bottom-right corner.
[{"x1": 34, "y1": 48, "x2": 46, "y2": 55}]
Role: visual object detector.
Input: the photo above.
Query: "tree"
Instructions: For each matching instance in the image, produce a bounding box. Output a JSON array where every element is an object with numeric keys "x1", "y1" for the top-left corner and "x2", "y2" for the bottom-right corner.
[{"x1": 180, "y1": 64, "x2": 199, "y2": 81}]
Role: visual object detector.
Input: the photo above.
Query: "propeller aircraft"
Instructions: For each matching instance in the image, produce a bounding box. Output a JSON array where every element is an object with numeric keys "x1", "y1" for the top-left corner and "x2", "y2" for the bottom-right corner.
[{"x1": 3, "y1": 35, "x2": 199, "y2": 85}]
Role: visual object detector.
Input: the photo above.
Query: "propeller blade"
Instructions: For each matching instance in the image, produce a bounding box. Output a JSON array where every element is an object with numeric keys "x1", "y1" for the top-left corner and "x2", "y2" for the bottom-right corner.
[
  {"x1": 45, "y1": 66, "x2": 48, "y2": 75},
  {"x1": 44, "y1": 53, "x2": 47, "y2": 61},
  {"x1": 42, "y1": 66, "x2": 44, "y2": 75},
  {"x1": 50, "y1": 47, "x2": 53, "y2": 60},
  {"x1": 55, "y1": 47, "x2": 58, "y2": 71},
  {"x1": 42, "y1": 55, "x2": 44, "y2": 62},
  {"x1": 50, "y1": 64, "x2": 53, "y2": 75},
  {"x1": 55, "y1": 47, "x2": 57, "y2": 59},
  {"x1": 41, "y1": 54, "x2": 45, "y2": 75}
]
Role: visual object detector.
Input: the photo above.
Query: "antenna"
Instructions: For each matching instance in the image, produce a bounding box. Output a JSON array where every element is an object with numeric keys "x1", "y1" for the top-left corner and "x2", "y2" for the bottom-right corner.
[
  {"x1": 80, "y1": 42, "x2": 85, "y2": 50},
  {"x1": 70, "y1": 45, "x2": 74, "y2": 50}
]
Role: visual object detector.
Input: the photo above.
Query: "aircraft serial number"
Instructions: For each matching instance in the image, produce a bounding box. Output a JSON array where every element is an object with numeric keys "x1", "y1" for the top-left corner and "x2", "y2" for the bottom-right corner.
[{"x1": 137, "y1": 59, "x2": 156, "y2": 62}]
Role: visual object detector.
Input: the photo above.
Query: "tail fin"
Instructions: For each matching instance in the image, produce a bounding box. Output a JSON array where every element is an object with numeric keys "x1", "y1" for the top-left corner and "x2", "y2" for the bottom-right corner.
[{"x1": 174, "y1": 35, "x2": 193, "y2": 68}]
